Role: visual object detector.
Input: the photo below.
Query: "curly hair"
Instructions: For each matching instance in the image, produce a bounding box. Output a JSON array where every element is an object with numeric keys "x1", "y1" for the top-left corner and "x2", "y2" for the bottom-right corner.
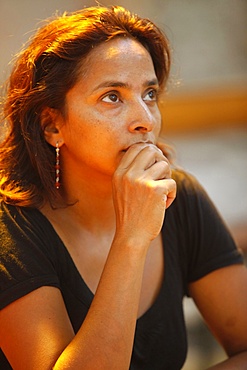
[{"x1": 0, "y1": 5, "x2": 171, "y2": 208}]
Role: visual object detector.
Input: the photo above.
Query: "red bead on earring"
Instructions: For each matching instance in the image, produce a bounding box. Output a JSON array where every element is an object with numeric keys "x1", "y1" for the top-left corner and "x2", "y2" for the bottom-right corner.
[{"x1": 55, "y1": 142, "x2": 60, "y2": 189}]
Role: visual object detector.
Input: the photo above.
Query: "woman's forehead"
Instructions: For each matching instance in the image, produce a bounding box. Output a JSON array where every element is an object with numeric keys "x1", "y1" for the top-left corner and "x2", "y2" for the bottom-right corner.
[{"x1": 79, "y1": 37, "x2": 155, "y2": 78}]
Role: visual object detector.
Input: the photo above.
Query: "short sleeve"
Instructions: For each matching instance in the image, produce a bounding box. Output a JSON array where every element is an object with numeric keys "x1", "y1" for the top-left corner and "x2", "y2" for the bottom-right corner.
[
  {"x1": 0, "y1": 202, "x2": 61, "y2": 310},
  {"x1": 171, "y1": 170, "x2": 243, "y2": 284}
]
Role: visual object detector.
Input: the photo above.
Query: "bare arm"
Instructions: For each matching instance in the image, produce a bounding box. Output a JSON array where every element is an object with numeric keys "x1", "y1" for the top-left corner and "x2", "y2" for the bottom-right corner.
[
  {"x1": 208, "y1": 352, "x2": 247, "y2": 370},
  {"x1": 0, "y1": 241, "x2": 148, "y2": 370},
  {"x1": 189, "y1": 264, "x2": 247, "y2": 370},
  {"x1": 0, "y1": 144, "x2": 176, "y2": 369}
]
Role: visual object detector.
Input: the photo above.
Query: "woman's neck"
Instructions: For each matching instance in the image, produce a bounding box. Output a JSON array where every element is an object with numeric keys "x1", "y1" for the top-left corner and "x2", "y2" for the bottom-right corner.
[{"x1": 43, "y1": 171, "x2": 117, "y2": 235}]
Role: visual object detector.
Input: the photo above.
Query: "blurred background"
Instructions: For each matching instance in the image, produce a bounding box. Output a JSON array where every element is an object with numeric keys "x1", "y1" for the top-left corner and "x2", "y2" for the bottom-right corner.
[{"x1": 0, "y1": 0, "x2": 246, "y2": 368}]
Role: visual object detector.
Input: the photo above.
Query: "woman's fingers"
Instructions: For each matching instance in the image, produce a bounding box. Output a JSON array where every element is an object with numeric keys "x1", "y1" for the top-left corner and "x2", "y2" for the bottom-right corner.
[
  {"x1": 119, "y1": 143, "x2": 171, "y2": 178},
  {"x1": 143, "y1": 159, "x2": 171, "y2": 181},
  {"x1": 113, "y1": 143, "x2": 176, "y2": 241},
  {"x1": 155, "y1": 178, "x2": 177, "y2": 209}
]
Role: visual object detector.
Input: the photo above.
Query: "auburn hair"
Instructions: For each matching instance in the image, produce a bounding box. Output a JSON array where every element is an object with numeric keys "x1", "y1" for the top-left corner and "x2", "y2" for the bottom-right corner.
[{"x1": 0, "y1": 5, "x2": 171, "y2": 208}]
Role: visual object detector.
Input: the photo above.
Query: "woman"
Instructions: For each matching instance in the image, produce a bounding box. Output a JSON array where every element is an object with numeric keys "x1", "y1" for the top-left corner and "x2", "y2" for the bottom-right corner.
[{"x1": 0, "y1": 5, "x2": 246, "y2": 369}]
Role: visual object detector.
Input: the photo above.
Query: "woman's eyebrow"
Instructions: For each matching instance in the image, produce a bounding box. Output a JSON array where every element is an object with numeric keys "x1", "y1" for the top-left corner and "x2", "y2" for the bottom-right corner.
[
  {"x1": 146, "y1": 78, "x2": 159, "y2": 87},
  {"x1": 92, "y1": 78, "x2": 159, "y2": 92}
]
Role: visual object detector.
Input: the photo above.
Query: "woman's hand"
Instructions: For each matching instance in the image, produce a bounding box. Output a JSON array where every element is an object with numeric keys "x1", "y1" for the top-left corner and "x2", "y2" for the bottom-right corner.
[{"x1": 112, "y1": 143, "x2": 176, "y2": 243}]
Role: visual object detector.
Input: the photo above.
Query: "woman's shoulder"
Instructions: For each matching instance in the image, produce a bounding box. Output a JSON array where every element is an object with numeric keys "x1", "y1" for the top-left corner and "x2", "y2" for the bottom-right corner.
[
  {"x1": 1, "y1": 200, "x2": 48, "y2": 227},
  {"x1": 0, "y1": 201, "x2": 60, "y2": 251},
  {"x1": 0, "y1": 201, "x2": 62, "y2": 311},
  {"x1": 170, "y1": 167, "x2": 223, "y2": 224},
  {"x1": 0, "y1": 200, "x2": 39, "y2": 218},
  {"x1": 171, "y1": 167, "x2": 206, "y2": 202},
  {"x1": 172, "y1": 167, "x2": 200, "y2": 188}
]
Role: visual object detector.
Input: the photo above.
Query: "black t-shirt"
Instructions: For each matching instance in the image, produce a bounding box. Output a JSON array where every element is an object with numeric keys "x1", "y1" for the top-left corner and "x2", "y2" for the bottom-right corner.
[{"x1": 0, "y1": 170, "x2": 243, "y2": 369}]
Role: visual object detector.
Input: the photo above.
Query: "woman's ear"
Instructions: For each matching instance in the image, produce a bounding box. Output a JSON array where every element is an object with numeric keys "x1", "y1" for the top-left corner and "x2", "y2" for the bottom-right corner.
[{"x1": 41, "y1": 107, "x2": 64, "y2": 147}]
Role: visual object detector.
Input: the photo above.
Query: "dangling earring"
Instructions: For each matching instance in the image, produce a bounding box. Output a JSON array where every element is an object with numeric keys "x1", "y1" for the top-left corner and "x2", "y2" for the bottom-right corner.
[{"x1": 55, "y1": 142, "x2": 60, "y2": 189}]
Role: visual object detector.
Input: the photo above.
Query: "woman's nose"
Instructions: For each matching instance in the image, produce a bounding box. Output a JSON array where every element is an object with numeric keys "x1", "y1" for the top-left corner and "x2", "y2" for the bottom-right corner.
[{"x1": 128, "y1": 99, "x2": 156, "y2": 133}]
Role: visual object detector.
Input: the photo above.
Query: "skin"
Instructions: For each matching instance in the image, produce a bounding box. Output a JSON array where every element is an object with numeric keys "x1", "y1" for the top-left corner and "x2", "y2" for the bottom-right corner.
[{"x1": 0, "y1": 37, "x2": 247, "y2": 369}]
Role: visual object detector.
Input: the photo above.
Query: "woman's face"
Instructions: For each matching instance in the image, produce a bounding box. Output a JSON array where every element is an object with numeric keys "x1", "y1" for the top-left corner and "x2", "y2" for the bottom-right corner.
[{"x1": 59, "y1": 37, "x2": 162, "y2": 178}]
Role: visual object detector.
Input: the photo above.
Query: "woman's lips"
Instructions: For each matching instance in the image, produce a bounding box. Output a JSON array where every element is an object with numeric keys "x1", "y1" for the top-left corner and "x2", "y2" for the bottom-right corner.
[{"x1": 122, "y1": 141, "x2": 154, "y2": 152}]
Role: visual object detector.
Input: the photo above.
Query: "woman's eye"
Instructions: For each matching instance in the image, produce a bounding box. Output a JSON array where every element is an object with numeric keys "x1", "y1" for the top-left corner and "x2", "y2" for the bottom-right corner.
[
  {"x1": 143, "y1": 89, "x2": 158, "y2": 102},
  {"x1": 102, "y1": 92, "x2": 120, "y2": 103}
]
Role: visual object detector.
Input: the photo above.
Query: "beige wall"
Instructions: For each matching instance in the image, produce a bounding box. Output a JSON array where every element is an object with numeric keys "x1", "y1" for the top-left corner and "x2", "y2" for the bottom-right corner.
[
  {"x1": 1, "y1": 0, "x2": 247, "y2": 132},
  {"x1": 1, "y1": 0, "x2": 247, "y2": 91}
]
